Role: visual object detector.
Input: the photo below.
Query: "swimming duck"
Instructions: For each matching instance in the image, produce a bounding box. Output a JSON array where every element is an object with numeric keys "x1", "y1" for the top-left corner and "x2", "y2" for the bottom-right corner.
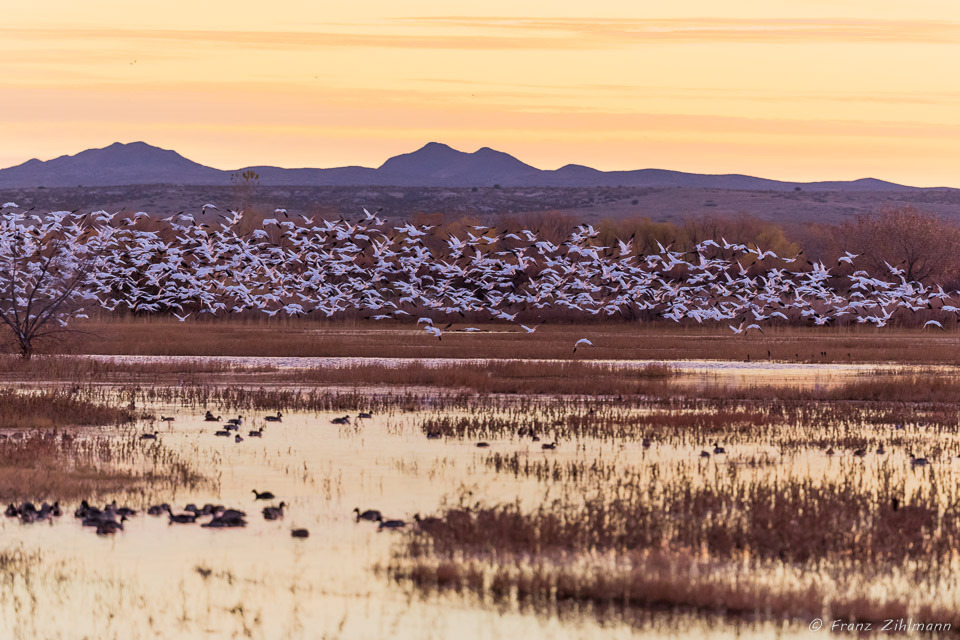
[
  {"x1": 377, "y1": 516, "x2": 405, "y2": 530},
  {"x1": 354, "y1": 508, "x2": 382, "y2": 522}
]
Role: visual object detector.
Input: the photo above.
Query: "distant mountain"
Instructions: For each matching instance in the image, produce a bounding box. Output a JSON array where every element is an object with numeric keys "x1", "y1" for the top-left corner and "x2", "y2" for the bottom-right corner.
[
  {"x1": 0, "y1": 141, "x2": 941, "y2": 191},
  {"x1": 378, "y1": 142, "x2": 541, "y2": 185},
  {"x1": 0, "y1": 142, "x2": 225, "y2": 188}
]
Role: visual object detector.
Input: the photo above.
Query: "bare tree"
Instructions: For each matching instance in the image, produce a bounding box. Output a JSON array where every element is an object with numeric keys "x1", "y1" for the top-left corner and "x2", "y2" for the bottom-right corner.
[
  {"x1": 231, "y1": 170, "x2": 260, "y2": 212},
  {"x1": 0, "y1": 209, "x2": 119, "y2": 359},
  {"x1": 837, "y1": 207, "x2": 960, "y2": 283}
]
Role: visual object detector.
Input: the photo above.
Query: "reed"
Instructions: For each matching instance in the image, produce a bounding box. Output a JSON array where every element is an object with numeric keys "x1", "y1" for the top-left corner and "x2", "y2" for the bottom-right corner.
[
  {"x1": 0, "y1": 431, "x2": 207, "y2": 502},
  {"x1": 0, "y1": 390, "x2": 136, "y2": 430},
  {"x1": 383, "y1": 380, "x2": 960, "y2": 630}
]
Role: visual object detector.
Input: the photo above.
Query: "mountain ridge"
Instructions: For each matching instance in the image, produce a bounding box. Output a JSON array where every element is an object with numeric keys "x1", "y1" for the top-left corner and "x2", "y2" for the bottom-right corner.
[{"x1": 0, "y1": 141, "x2": 947, "y2": 192}]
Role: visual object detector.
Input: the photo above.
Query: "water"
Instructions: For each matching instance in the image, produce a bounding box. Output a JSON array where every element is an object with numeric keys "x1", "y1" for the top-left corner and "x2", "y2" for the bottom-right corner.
[
  {"x1": 0, "y1": 406, "x2": 731, "y2": 639},
  {"x1": 0, "y1": 373, "x2": 956, "y2": 638}
]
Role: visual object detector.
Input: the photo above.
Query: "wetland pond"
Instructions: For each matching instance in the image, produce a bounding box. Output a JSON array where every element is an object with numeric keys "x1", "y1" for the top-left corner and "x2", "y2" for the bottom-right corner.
[{"x1": 1, "y1": 359, "x2": 959, "y2": 639}]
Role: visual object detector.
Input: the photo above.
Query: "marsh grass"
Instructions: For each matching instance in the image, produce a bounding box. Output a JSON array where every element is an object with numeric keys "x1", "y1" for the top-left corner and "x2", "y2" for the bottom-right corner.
[
  {"x1": 409, "y1": 475, "x2": 958, "y2": 564},
  {"x1": 0, "y1": 431, "x2": 207, "y2": 502},
  {"x1": 283, "y1": 361, "x2": 675, "y2": 395},
  {"x1": 392, "y1": 551, "x2": 960, "y2": 630},
  {"x1": 384, "y1": 381, "x2": 960, "y2": 630},
  {"x1": 0, "y1": 355, "x2": 266, "y2": 384},
  {"x1": 393, "y1": 473, "x2": 960, "y2": 627},
  {"x1": 0, "y1": 390, "x2": 136, "y2": 430}
]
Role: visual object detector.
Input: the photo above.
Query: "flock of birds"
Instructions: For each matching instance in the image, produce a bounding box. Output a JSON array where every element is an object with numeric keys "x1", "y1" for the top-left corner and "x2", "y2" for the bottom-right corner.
[
  {"x1": 4, "y1": 491, "x2": 297, "y2": 536},
  {"x1": 4, "y1": 493, "x2": 431, "y2": 536},
  {"x1": 1, "y1": 202, "x2": 956, "y2": 342},
  {"x1": 3, "y1": 402, "x2": 943, "y2": 542}
]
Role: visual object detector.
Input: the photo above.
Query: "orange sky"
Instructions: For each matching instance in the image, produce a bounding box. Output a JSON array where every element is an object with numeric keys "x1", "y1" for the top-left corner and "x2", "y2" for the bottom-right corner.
[{"x1": 3, "y1": 1, "x2": 960, "y2": 185}]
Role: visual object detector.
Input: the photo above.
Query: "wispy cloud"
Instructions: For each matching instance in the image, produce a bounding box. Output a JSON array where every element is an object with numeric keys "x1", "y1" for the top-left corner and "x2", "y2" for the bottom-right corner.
[
  {"x1": 0, "y1": 27, "x2": 584, "y2": 51},
  {"x1": 415, "y1": 16, "x2": 960, "y2": 44},
  {"x1": 396, "y1": 16, "x2": 960, "y2": 45},
  {"x1": 3, "y1": 16, "x2": 960, "y2": 53},
  {"x1": 3, "y1": 83, "x2": 957, "y2": 142}
]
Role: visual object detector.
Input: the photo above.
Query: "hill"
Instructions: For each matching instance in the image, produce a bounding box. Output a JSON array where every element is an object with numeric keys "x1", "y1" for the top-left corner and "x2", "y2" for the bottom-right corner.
[{"x1": 0, "y1": 141, "x2": 943, "y2": 192}]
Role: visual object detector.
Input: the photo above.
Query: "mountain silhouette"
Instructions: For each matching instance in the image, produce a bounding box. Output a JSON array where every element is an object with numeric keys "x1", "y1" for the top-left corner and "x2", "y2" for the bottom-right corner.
[
  {"x1": 378, "y1": 142, "x2": 540, "y2": 185},
  {"x1": 0, "y1": 141, "x2": 934, "y2": 191},
  {"x1": 0, "y1": 142, "x2": 223, "y2": 187}
]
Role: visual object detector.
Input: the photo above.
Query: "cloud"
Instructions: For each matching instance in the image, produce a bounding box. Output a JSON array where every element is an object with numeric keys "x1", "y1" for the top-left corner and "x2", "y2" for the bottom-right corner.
[
  {"x1": 0, "y1": 26, "x2": 586, "y2": 51},
  {"x1": 396, "y1": 16, "x2": 960, "y2": 45},
  {"x1": 2, "y1": 82, "x2": 957, "y2": 143},
  {"x1": 3, "y1": 16, "x2": 960, "y2": 54}
]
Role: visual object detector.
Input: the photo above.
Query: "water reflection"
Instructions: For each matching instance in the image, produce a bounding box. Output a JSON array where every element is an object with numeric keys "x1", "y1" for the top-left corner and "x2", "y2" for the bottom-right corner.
[{"x1": 0, "y1": 379, "x2": 956, "y2": 638}]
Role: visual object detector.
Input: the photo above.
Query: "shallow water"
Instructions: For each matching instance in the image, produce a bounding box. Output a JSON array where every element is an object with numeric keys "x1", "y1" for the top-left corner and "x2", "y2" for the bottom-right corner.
[
  {"x1": 0, "y1": 383, "x2": 957, "y2": 638},
  {"x1": 83, "y1": 353, "x2": 955, "y2": 389}
]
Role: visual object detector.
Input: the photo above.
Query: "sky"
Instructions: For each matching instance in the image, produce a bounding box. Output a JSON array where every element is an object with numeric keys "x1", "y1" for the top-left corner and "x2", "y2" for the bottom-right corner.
[{"x1": 3, "y1": 1, "x2": 960, "y2": 185}]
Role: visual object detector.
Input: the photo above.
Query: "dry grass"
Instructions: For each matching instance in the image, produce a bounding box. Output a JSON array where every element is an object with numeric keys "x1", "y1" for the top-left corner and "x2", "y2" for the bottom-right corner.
[
  {"x1": 0, "y1": 355, "x2": 265, "y2": 384},
  {"x1": 19, "y1": 316, "x2": 960, "y2": 365},
  {"x1": 280, "y1": 361, "x2": 675, "y2": 395},
  {"x1": 392, "y1": 551, "x2": 960, "y2": 630},
  {"x1": 0, "y1": 431, "x2": 206, "y2": 502},
  {"x1": 392, "y1": 471, "x2": 960, "y2": 626},
  {"x1": 385, "y1": 382, "x2": 960, "y2": 629},
  {"x1": 0, "y1": 390, "x2": 136, "y2": 430}
]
